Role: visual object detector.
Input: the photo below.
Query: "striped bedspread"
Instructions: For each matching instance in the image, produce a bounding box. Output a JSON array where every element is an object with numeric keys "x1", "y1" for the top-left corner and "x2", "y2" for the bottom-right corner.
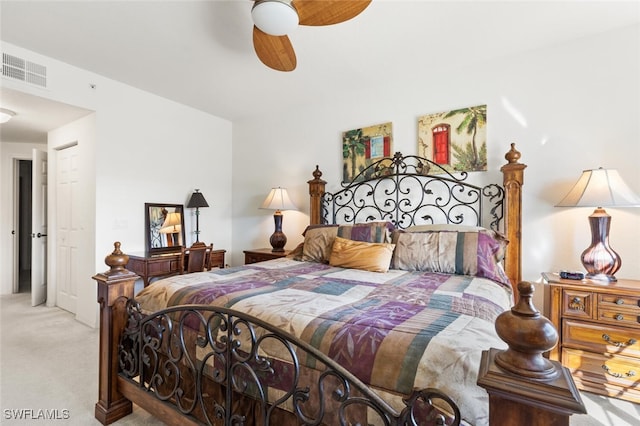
[{"x1": 134, "y1": 257, "x2": 512, "y2": 425}]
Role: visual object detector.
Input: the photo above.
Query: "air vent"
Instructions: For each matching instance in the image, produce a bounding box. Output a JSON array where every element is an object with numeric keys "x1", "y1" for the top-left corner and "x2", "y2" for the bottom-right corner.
[{"x1": 2, "y1": 53, "x2": 47, "y2": 88}]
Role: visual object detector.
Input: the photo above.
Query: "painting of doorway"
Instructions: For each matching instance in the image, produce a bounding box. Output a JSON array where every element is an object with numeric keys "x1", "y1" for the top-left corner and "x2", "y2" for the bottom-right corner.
[
  {"x1": 342, "y1": 122, "x2": 393, "y2": 183},
  {"x1": 417, "y1": 104, "x2": 487, "y2": 173}
]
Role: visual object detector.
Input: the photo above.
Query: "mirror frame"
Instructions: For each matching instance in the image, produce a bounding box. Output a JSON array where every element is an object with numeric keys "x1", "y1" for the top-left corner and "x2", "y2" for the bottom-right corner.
[{"x1": 145, "y1": 203, "x2": 186, "y2": 255}]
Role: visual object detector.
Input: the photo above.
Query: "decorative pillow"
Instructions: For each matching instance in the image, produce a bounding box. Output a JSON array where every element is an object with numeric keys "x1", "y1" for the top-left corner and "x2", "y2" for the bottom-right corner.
[
  {"x1": 402, "y1": 225, "x2": 508, "y2": 261},
  {"x1": 301, "y1": 226, "x2": 339, "y2": 263},
  {"x1": 329, "y1": 237, "x2": 396, "y2": 273},
  {"x1": 302, "y1": 224, "x2": 338, "y2": 236},
  {"x1": 337, "y1": 221, "x2": 394, "y2": 243},
  {"x1": 301, "y1": 221, "x2": 394, "y2": 263},
  {"x1": 391, "y1": 229, "x2": 510, "y2": 286},
  {"x1": 288, "y1": 242, "x2": 305, "y2": 260},
  {"x1": 389, "y1": 232, "x2": 441, "y2": 271}
]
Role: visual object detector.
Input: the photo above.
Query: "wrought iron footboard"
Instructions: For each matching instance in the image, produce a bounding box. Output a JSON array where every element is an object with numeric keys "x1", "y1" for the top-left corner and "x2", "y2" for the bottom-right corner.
[{"x1": 118, "y1": 300, "x2": 461, "y2": 426}]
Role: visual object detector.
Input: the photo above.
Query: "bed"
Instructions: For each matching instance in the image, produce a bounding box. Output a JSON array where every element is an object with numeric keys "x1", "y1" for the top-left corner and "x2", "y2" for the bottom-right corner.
[{"x1": 93, "y1": 144, "x2": 583, "y2": 426}]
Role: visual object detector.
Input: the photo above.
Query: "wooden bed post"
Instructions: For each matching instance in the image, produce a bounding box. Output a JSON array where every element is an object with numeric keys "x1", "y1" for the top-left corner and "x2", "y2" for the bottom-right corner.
[
  {"x1": 308, "y1": 165, "x2": 326, "y2": 225},
  {"x1": 478, "y1": 281, "x2": 586, "y2": 425},
  {"x1": 501, "y1": 143, "x2": 526, "y2": 301},
  {"x1": 92, "y1": 242, "x2": 138, "y2": 425}
]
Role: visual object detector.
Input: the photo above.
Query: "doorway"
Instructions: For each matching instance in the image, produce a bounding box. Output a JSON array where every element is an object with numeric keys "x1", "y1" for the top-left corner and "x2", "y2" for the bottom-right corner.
[{"x1": 16, "y1": 159, "x2": 32, "y2": 294}]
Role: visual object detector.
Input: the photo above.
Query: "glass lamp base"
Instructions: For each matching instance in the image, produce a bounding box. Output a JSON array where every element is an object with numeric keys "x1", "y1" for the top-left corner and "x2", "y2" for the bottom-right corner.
[{"x1": 580, "y1": 208, "x2": 621, "y2": 282}]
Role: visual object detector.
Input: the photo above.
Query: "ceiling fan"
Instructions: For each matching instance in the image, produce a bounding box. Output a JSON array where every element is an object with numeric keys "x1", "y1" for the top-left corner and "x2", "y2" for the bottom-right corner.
[{"x1": 251, "y1": 0, "x2": 372, "y2": 72}]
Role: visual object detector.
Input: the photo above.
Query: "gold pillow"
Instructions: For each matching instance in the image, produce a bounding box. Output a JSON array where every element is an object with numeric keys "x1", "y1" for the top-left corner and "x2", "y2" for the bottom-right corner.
[{"x1": 329, "y1": 237, "x2": 395, "y2": 273}]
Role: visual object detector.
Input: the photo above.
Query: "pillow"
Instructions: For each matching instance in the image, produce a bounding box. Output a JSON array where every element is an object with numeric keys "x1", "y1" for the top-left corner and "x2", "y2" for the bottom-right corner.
[
  {"x1": 329, "y1": 237, "x2": 395, "y2": 273},
  {"x1": 402, "y1": 225, "x2": 508, "y2": 262},
  {"x1": 301, "y1": 221, "x2": 394, "y2": 263},
  {"x1": 391, "y1": 229, "x2": 510, "y2": 286},
  {"x1": 288, "y1": 242, "x2": 305, "y2": 260},
  {"x1": 389, "y1": 232, "x2": 441, "y2": 271},
  {"x1": 302, "y1": 224, "x2": 338, "y2": 236},
  {"x1": 337, "y1": 221, "x2": 394, "y2": 243},
  {"x1": 301, "y1": 226, "x2": 339, "y2": 263}
]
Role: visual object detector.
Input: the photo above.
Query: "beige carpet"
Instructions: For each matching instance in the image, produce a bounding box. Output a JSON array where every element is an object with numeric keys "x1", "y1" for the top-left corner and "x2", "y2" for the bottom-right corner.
[{"x1": 1, "y1": 292, "x2": 638, "y2": 426}]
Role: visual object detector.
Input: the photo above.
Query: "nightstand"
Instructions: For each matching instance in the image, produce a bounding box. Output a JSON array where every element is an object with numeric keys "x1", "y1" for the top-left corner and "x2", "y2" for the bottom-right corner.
[
  {"x1": 244, "y1": 248, "x2": 290, "y2": 264},
  {"x1": 542, "y1": 272, "x2": 640, "y2": 403}
]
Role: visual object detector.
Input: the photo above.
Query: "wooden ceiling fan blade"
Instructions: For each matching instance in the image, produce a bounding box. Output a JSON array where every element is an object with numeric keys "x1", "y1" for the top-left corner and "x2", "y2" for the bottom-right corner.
[
  {"x1": 293, "y1": 0, "x2": 371, "y2": 26},
  {"x1": 253, "y1": 26, "x2": 297, "y2": 72}
]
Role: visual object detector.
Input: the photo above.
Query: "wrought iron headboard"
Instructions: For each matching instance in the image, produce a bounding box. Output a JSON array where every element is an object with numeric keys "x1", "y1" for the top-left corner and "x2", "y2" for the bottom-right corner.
[{"x1": 321, "y1": 152, "x2": 505, "y2": 231}]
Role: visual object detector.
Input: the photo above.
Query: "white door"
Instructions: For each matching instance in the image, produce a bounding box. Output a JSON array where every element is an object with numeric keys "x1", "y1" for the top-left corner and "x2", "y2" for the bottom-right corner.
[
  {"x1": 55, "y1": 145, "x2": 79, "y2": 314},
  {"x1": 31, "y1": 149, "x2": 47, "y2": 306}
]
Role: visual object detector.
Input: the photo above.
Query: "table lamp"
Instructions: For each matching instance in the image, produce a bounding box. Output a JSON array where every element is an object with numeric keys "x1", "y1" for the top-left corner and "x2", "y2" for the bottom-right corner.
[
  {"x1": 556, "y1": 168, "x2": 640, "y2": 282},
  {"x1": 159, "y1": 212, "x2": 182, "y2": 246},
  {"x1": 187, "y1": 189, "x2": 209, "y2": 247},
  {"x1": 260, "y1": 187, "x2": 297, "y2": 252}
]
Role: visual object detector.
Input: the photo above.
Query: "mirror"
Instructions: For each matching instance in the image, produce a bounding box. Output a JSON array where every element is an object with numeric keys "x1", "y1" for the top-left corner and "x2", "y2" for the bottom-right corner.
[{"x1": 145, "y1": 203, "x2": 186, "y2": 255}]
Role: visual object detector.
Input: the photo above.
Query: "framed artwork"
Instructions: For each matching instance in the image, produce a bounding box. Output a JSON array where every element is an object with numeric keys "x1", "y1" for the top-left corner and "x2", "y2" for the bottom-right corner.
[
  {"x1": 342, "y1": 122, "x2": 393, "y2": 183},
  {"x1": 418, "y1": 104, "x2": 487, "y2": 173}
]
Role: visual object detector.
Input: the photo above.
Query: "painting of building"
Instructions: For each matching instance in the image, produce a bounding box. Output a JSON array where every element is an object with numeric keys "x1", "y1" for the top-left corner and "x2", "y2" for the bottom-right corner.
[{"x1": 418, "y1": 105, "x2": 487, "y2": 173}]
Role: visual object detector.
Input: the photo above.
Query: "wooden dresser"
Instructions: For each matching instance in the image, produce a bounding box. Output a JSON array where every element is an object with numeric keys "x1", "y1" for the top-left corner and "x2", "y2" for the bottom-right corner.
[{"x1": 542, "y1": 272, "x2": 640, "y2": 403}]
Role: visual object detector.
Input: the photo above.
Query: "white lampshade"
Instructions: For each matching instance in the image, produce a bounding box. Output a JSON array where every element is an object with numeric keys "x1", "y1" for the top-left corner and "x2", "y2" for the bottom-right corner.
[
  {"x1": 260, "y1": 187, "x2": 297, "y2": 211},
  {"x1": 160, "y1": 212, "x2": 181, "y2": 233},
  {"x1": 251, "y1": 0, "x2": 299, "y2": 36},
  {"x1": 556, "y1": 168, "x2": 640, "y2": 208},
  {"x1": 0, "y1": 108, "x2": 16, "y2": 124}
]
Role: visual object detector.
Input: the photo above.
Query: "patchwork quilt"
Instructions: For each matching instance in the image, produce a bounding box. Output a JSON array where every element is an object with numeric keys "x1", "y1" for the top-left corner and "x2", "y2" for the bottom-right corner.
[{"x1": 134, "y1": 258, "x2": 512, "y2": 425}]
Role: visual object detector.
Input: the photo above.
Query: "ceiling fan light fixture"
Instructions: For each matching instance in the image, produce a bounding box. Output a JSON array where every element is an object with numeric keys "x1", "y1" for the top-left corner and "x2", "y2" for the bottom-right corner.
[
  {"x1": 251, "y1": 0, "x2": 299, "y2": 36},
  {"x1": 0, "y1": 108, "x2": 16, "y2": 124}
]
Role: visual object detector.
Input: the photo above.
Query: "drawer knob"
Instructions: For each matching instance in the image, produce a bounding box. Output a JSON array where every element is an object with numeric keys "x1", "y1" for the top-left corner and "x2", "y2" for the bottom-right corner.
[
  {"x1": 615, "y1": 298, "x2": 624, "y2": 305},
  {"x1": 569, "y1": 296, "x2": 584, "y2": 311},
  {"x1": 602, "y1": 334, "x2": 637, "y2": 347},
  {"x1": 602, "y1": 364, "x2": 636, "y2": 378},
  {"x1": 614, "y1": 314, "x2": 624, "y2": 321}
]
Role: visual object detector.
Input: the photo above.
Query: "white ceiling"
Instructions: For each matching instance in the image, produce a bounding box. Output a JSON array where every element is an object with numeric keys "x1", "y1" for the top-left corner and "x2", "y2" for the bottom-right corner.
[
  {"x1": 0, "y1": 88, "x2": 93, "y2": 143},
  {"x1": 1, "y1": 0, "x2": 639, "y2": 143}
]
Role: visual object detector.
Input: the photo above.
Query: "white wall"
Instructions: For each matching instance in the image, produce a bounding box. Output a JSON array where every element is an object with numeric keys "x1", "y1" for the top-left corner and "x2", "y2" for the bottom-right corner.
[
  {"x1": 0, "y1": 43, "x2": 233, "y2": 328},
  {"x1": 232, "y1": 25, "x2": 640, "y2": 295}
]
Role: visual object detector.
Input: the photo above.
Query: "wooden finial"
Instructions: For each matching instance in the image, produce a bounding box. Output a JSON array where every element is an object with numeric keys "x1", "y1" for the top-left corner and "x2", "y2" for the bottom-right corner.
[
  {"x1": 104, "y1": 241, "x2": 129, "y2": 273},
  {"x1": 494, "y1": 281, "x2": 560, "y2": 380},
  {"x1": 312, "y1": 165, "x2": 323, "y2": 181},
  {"x1": 505, "y1": 143, "x2": 522, "y2": 164}
]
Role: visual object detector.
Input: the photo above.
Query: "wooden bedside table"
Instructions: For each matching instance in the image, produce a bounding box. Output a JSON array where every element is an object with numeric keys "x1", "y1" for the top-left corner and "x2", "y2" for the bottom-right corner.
[
  {"x1": 244, "y1": 248, "x2": 290, "y2": 264},
  {"x1": 542, "y1": 272, "x2": 640, "y2": 403}
]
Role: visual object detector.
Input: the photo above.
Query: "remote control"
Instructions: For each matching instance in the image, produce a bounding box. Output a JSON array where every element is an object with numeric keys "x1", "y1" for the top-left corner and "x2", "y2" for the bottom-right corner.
[{"x1": 560, "y1": 271, "x2": 585, "y2": 280}]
